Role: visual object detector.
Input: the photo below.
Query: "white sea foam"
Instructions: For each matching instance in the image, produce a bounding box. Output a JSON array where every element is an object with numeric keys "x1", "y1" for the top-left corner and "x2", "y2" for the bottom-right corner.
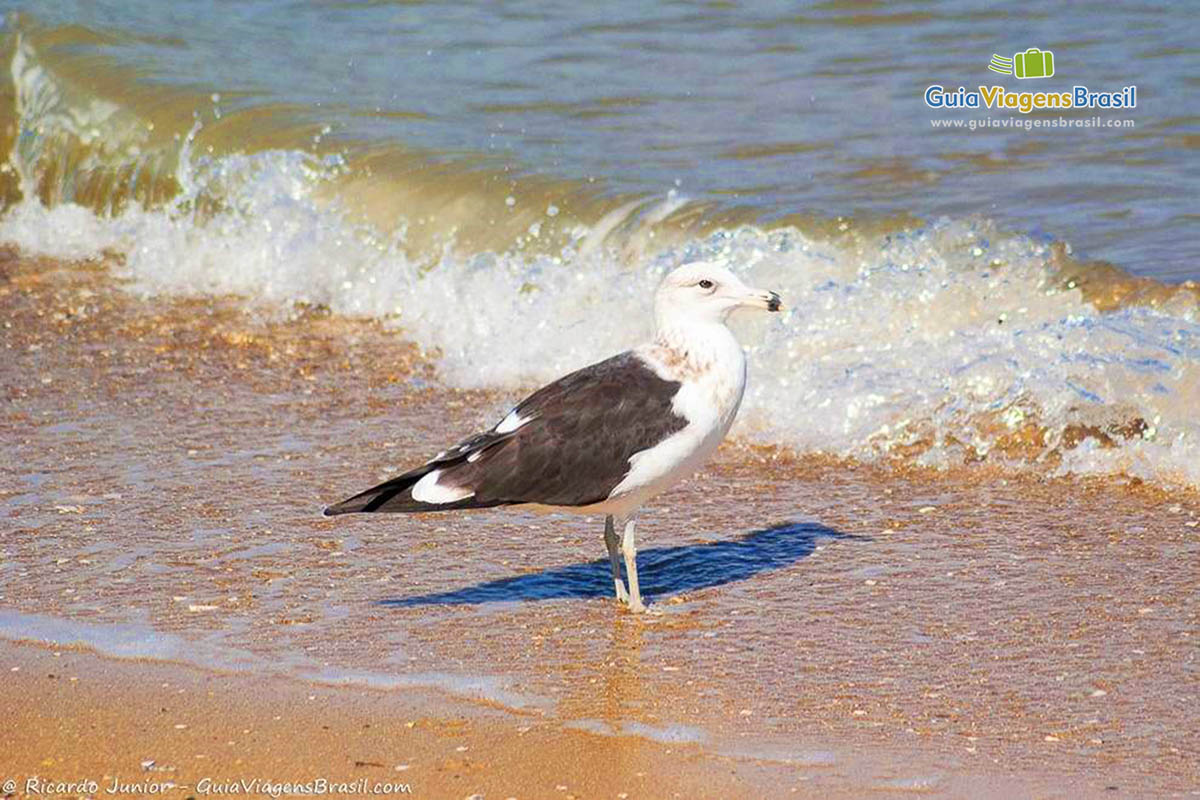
[
  {"x1": 0, "y1": 610, "x2": 548, "y2": 710},
  {"x1": 2, "y1": 131, "x2": 1198, "y2": 489},
  {"x1": 564, "y1": 718, "x2": 708, "y2": 743},
  {"x1": 0, "y1": 609, "x2": 266, "y2": 668},
  {"x1": 299, "y1": 667, "x2": 550, "y2": 711}
]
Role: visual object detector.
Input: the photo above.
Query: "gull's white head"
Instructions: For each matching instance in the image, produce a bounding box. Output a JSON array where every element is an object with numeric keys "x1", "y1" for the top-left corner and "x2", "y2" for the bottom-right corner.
[{"x1": 654, "y1": 261, "x2": 782, "y2": 329}]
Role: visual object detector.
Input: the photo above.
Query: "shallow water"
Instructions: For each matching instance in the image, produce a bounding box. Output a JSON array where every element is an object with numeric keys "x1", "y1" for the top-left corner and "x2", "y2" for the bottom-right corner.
[{"x1": 1, "y1": 256, "x2": 1196, "y2": 794}]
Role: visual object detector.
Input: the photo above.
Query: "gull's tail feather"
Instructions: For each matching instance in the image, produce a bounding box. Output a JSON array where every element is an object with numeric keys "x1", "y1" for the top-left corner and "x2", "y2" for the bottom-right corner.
[
  {"x1": 323, "y1": 469, "x2": 427, "y2": 515},
  {"x1": 323, "y1": 464, "x2": 505, "y2": 516}
]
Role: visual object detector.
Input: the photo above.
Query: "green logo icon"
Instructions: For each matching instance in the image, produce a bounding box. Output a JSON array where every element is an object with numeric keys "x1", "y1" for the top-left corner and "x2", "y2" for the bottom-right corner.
[
  {"x1": 988, "y1": 48, "x2": 1056, "y2": 79},
  {"x1": 988, "y1": 54, "x2": 1014, "y2": 75}
]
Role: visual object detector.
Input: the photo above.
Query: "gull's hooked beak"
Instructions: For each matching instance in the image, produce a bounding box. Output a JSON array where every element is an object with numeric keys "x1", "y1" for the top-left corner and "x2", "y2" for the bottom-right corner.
[{"x1": 743, "y1": 288, "x2": 783, "y2": 312}]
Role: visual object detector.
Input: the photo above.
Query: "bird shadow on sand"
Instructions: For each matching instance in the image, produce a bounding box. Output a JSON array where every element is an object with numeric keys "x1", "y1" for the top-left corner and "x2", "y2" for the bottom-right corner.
[{"x1": 380, "y1": 521, "x2": 859, "y2": 608}]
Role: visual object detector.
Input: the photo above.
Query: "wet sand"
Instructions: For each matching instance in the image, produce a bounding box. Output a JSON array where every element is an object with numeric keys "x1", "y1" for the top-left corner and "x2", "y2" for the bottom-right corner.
[
  {"x1": 0, "y1": 640, "x2": 802, "y2": 800},
  {"x1": 1, "y1": 249, "x2": 1198, "y2": 797}
]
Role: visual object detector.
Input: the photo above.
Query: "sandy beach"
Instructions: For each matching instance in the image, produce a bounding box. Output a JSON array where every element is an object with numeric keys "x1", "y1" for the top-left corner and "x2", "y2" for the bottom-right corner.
[{"x1": 2, "y1": 250, "x2": 1197, "y2": 798}]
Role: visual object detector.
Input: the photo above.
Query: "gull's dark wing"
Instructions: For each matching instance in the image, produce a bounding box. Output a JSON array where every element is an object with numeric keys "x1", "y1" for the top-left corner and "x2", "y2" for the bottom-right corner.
[{"x1": 323, "y1": 351, "x2": 688, "y2": 515}]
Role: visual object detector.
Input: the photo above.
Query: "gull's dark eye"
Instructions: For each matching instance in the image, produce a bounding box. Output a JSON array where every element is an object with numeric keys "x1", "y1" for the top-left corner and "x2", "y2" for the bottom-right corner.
[{"x1": 698, "y1": 279, "x2": 714, "y2": 289}]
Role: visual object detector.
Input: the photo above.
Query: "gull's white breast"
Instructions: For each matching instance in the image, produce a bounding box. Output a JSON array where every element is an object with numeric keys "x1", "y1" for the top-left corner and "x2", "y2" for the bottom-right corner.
[{"x1": 605, "y1": 330, "x2": 748, "y2": 512}]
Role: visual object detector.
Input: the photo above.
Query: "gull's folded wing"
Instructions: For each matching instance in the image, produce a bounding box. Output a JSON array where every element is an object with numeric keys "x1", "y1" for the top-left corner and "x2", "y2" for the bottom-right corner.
[{"x1": 323, "y1": 352, "x2": 688, "y2": 514}]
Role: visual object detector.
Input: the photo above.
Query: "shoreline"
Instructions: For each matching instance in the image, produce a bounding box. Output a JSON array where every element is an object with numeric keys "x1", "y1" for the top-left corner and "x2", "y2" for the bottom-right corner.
[
  {"x1": 2, "y1": 250, "x2": 1197, "y2": 797},
  {"x1": 0, "y1": 638, "x2": 1129, "y2": 799},
  {"x1": 0, "y1": 638, "x2": 795, "y2": 800}
]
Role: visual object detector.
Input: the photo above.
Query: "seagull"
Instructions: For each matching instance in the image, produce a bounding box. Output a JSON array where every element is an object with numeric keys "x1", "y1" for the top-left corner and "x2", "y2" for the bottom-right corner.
[{"x1": 324, "y1": 261, "x2": 782, "y2": 612}]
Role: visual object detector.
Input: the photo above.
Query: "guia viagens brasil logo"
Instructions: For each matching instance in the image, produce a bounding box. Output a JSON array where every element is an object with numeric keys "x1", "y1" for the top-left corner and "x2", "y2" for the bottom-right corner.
[{"x1": 925, "y1": 47, "x2": 1136, "y2": 114}]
